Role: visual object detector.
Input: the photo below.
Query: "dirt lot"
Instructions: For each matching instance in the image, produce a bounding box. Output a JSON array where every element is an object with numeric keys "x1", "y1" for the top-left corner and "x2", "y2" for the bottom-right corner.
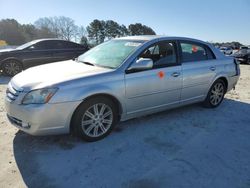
[{"x1": 0, "y1": 65, "x2": 250, "y2": 188}]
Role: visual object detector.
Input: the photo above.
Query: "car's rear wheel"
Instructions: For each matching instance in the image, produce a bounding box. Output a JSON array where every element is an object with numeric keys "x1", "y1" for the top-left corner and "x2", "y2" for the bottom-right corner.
[
  {"x1": 2, "y1": 60, "x2": 23, "y2": 76},
  {"x1": 72, "y1": 96, "x2": 118, "y2": 142},
  {"x1": 203, "y1": 79, "x2": 226, "y2": 108}
]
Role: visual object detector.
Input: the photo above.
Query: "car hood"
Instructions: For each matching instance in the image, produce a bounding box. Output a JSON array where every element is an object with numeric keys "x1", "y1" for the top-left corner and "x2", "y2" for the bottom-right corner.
[
  {"x1": 0, "y1": 48, "x2": 16, "y2": 53},
  {"x1": 11, "y1": 60, "x2": 112, "y2": 90}
]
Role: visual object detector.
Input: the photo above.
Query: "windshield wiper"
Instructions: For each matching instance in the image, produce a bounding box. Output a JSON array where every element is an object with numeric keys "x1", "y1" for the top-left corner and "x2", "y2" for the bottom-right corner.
[
  {"x1": 95, "y1": 64, "x2": 114, "y2": 69},
  {"x1": 77, "y1": 60, "x2": 114, "y2": 69},
  {"x1": 78, "y1": 60, "x2": 95, "y2": 66}
]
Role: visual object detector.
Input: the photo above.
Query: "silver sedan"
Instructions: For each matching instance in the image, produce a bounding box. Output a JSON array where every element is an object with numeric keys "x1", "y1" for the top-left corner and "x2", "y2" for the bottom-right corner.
[{"x1": 5, "y1": 36, "x2": 240, "y2": 141}]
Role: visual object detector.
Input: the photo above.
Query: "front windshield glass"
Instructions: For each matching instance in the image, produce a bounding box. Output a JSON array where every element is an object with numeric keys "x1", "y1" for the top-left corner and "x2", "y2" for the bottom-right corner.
[
  {"x1": 78, "y1": 40, "x2": 144, "y2": 69},
  {"x1": 16, "y1": 40, "x2": 38, "y2": 50}
]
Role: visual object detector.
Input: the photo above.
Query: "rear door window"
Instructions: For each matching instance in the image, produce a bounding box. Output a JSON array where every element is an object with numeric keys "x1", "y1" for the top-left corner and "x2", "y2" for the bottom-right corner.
[
  {"x1": 35, "y1": 41, "x2": 60, "y2": 50},
  {"x1": 180, "y1": 42, "x2": 214, "y2": 62},
  {"x1": 55, "y1": 41, "x2": 82, "y2": 49}
]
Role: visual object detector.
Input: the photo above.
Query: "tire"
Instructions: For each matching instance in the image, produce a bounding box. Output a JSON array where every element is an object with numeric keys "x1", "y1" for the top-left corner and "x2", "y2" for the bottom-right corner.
[
  {"x1": 2, "y1": 59, "x2": 23, "y2": 76},
  {"x1": 203, "y1": 79, "x2": 226, "y2": 108},
  {"x1": 72, "y1": 96, "x2": 119, "y2": 142}
]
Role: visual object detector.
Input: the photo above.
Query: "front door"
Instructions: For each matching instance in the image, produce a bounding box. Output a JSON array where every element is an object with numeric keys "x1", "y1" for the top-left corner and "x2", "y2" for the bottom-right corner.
[
  {"x1": 22, "y1": 41, "x2": 53, "y2": 68},
  {"x1": 125, "y1": 41, "x2": 182, "y2": 115}
]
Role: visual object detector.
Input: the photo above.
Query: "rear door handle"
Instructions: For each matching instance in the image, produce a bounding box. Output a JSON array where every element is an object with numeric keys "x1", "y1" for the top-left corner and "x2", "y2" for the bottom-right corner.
[
  {"x1": 210, "y1": 66, "x2": 216, "y2": 71},
  {"x1": 171, "y1": 72, "x2": 180, "y2": 77}
]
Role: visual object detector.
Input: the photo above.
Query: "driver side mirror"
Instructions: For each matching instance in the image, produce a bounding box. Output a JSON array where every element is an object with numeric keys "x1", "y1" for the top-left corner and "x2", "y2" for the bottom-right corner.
[{"x1": 126, "y1": 58, "x2": 153, "y2": 73}]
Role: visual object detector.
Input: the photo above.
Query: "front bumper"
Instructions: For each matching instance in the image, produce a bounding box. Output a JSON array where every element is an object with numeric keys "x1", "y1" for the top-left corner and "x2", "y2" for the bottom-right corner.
[{"x1": 5, "y1": 98, "x2": 81, "y2": 136}]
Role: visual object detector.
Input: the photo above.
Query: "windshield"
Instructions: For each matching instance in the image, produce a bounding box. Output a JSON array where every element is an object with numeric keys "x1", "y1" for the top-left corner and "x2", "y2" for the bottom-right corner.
[
  {"x1": 78, "y1": 40, "x2": 144, "y2": 69},
  {"x1": 16, "y1": 40, "x2": 38, "y2": 50}
]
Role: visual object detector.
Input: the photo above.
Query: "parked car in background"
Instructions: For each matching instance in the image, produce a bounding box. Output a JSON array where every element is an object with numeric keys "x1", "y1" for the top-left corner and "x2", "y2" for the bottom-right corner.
[
  {"x1": 220, "y1": 46, "x2": 233, "y2": 55},
  {"x1": 240, "y1": 46, "x2": 249, "y2": 50},
  {"x1": 0, "y1": 39, "x2": 88, "y2": 76},
  {"x1": 5, "y1": 36, "x2": 240, "y2": 141},
  {"x1": 232, "y1": 48, "x2": 250, "y2": 64}
]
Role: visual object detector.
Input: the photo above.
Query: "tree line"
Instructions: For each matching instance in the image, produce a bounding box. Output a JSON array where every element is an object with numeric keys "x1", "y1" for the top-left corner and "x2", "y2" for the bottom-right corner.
[{"x1": 0, "y1": 17, "x2": 156, "y2": 47}]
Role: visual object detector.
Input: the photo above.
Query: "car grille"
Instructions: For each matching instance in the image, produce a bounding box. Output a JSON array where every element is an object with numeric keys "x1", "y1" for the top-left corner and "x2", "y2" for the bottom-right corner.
[{"x1": 6, "y1": 83, "x2": 23, "y2": 102}]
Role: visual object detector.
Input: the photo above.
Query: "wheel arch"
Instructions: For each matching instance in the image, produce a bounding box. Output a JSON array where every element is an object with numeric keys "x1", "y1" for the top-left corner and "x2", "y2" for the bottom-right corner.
[
  {"x1": 209, "y1": 75, "x2": 229, "y2": 93},
  {"x1": 0, "y1": 57, "x2": 23, "y2": 69},
  {"x1": 69, "y1": 93, "x2": 123, "y2": 133},
  {"x1": 217, "y1": 76, "x2": 228, "y2": 92}
]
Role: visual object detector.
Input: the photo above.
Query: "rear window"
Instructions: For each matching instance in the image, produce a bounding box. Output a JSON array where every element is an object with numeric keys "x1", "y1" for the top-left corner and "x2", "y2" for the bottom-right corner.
[
  {"x1": 180, "y1": 42, "x2": 215, "y2": 62},
  {"x1": 60, "y1": 41, "x2": 83, "y2": 49}
]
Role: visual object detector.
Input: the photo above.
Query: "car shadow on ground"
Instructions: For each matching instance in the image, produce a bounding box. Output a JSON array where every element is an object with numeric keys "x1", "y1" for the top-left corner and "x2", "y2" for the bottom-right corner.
[{"x1": 12, "y1": 99, "x2": 250, "y2": 188}]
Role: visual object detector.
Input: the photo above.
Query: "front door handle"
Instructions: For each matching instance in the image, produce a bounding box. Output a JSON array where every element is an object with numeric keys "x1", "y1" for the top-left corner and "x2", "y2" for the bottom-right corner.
[
  {"x1": 210, "y1": 66, "x2": 216, "y2": 71},
  {"x1": 171, "y1": 72, "x2": 180, "y2": 77}
]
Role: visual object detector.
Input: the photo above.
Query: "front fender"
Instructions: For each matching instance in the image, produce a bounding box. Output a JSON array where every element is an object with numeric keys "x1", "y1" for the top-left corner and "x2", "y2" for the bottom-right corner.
[{"x1": 49, "y1": 83, "x2": 127, "y2": 114}]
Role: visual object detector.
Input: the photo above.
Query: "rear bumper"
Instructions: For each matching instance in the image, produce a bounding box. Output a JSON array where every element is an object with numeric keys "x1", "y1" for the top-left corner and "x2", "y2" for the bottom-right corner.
[
  {"x1": 227, "y1": 75, "x2": 240, "y2": 92},
  {"x1": 5, "y1": 98, "x2": 81, "y2": 136},
  {"x1": 235, "y1": 57, "x2": 247, "y2": 63}
]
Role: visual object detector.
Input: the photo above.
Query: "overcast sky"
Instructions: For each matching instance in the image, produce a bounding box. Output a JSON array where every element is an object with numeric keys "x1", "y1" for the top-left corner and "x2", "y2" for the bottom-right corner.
[{"x1": 0, "y1": 0, "x2": 250, "y2": 44}]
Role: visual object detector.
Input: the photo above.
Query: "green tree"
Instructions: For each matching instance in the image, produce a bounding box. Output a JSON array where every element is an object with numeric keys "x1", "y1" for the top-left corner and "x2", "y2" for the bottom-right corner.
[
  {"x1": 118, "y1": 24, "x2": 129, "y2": 37},
  {"x1": 105, "y1": 20, "x2": 121, "y2": 39},
  {"x1": 0, "y1": 19, "x2": 26, "y2": 45},
  {"x1": 86, "y1": 19, "x2": 105, "y2": 45},
  {"x1": 128, "y1": 23, "x2": 156, "y2": 35},
  {"x1": 80, "y1": 36, "x2": 89, "y2": 49}
]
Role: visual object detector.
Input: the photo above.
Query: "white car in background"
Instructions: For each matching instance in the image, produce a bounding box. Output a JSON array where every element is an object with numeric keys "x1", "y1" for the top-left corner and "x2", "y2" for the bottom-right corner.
[{"x1": 220, "y1": 47, "x2": 233, "y2": 55}]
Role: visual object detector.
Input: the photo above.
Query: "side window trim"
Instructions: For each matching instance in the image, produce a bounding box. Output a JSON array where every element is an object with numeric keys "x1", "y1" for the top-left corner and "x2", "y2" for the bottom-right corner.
[
  {"x1": 178, "y1": 40, "x2": 215, "y2": 63},
  {"x1": 125, "y1": 40, "x2": 180, "y2": 74},
  {"x1": 140, "y1": 40, "x2": 180, "y2": 68},
  {"x1": 204, "y1": 45, "x2": 216, "y2": 60}
]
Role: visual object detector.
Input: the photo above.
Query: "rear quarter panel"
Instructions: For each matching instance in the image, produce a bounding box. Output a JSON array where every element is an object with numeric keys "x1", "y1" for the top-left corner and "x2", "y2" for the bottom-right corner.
[{"x1": 208, "y1": 56, "x2": 238, "y2": 93}]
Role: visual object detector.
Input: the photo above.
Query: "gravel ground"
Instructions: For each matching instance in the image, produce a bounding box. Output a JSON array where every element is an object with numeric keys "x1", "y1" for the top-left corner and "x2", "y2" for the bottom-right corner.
[{"x1": 0, "y1": 65, "x2": 250, "y2": 188}]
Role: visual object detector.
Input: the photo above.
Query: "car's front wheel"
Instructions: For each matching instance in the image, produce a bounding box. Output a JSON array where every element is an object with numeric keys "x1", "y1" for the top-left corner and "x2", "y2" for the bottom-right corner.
[
  {"x1": 72, "y1": 96, "x2": 118, "y2": 142},
  {"x1": 203, "y1": 79, "x2": 226, "y2": 108},
  {"x1": 2, "y1": 60, "x2": 23, "y2": 76}
]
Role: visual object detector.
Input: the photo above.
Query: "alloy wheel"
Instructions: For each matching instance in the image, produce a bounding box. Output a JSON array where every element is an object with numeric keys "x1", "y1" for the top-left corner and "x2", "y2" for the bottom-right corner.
[
  {"x1": 3, "y1": 61, "x2": 22, "y2": 76},
  {"x1": 81, "y1": 103, "x2": 113, "y2": 137},
  {"x1": 210, "y1": 82, "x2": 224, "y2": 106}
]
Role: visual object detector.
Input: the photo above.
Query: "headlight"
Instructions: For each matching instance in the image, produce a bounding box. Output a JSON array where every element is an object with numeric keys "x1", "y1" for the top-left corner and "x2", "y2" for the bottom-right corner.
[{"x1": 22, "y1": 88, "x2": 58, "y2": 104}]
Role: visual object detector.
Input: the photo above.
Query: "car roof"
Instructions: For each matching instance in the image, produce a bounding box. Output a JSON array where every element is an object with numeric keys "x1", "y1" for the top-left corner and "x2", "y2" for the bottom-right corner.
[
  {"x1": 116, "y1": 35, "x2": 208, "y2": 44},
  {"x1": 32, "y1": 38, "x2": 71, "y2": 43},
  {"x1": 116, "y1": 35, "x2": 226, "y2": 60}
]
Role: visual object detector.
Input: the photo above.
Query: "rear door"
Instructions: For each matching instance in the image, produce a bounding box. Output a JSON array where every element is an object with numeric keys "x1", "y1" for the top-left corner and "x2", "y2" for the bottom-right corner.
[
  {"x1": 125, "y1": 40, "x2": 182, "y2": 114},
  {"x1": 179, "y1": 41, "x2": 217, "y2": 104}
]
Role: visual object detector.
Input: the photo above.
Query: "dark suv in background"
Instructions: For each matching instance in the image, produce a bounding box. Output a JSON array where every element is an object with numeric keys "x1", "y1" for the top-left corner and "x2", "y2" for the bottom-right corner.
[
  {"x1": 0, "y1": 39, "x2": 88, "y2": 76},
  {"x1": 232, "y1": 48, "x2": 250, "y2": 65}
]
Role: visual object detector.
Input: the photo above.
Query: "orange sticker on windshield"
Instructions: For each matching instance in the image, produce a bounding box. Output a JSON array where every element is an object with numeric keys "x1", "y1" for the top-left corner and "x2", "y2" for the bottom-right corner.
[{"x1": 158, "y1": 71, "x2": 165, "y2": 79}]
